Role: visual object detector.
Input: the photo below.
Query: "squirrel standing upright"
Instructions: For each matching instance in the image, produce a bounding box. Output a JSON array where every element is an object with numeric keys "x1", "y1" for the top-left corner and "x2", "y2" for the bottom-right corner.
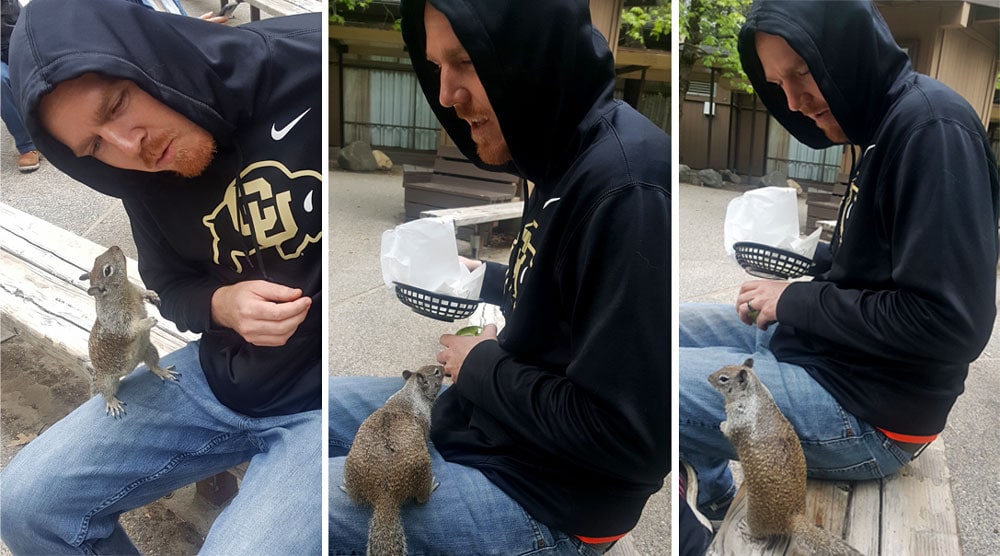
[
  {"x1": 79, "y1": 246, "x2": 178, "y2": 418},
  {"x1": 709, "y1": 359, "x2": 862, "y2": 556},
  {"x1": 343, "y1": 364, "x2": 443, "y2": 556}
]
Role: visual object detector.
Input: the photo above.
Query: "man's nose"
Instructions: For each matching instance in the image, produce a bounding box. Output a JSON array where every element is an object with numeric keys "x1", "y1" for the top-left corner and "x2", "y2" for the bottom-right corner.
[
  {"x1": 438, "y1": 67, "x2": 471, "y2": 108},
  {"x1": 784, "y1": 82, "x2": 808, "y2": 113},
  {"x1": 103, "y1": 123, "x2": 144, "y2": 156}
]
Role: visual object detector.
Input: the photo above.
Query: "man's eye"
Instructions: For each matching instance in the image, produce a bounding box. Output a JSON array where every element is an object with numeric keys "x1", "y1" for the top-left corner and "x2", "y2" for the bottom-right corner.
[{"x1": 111, "y1": 92, "x2": 126, "y2": 115}]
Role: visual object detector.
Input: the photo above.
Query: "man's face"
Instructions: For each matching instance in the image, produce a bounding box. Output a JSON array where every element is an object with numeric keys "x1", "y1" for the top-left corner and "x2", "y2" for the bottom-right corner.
[
  {"x1": 39, "y1": 73, "x2": 216, "y2": 178},
  {"x1": 755, "y1": 32, "x2": 848, "y2": 144},
  {"x1": 424, "y1": 4, "x2": 511, "y2": 165}
]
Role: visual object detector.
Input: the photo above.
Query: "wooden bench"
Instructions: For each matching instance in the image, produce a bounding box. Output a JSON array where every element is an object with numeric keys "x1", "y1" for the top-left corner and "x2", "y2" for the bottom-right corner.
[
  {"x1": 420, "y1": 201, "x2": 523, "y2": 258},
  {"x1": 404, "y1": 143, "x2": 524, "y2": 257},
  {"x1": 707, "y1": 439, "x2": 960, "y2": 555},
  {"x1": 403, "y1": 144, "x2": 521, "y2": 218},
  {"x1": 0, "y1": 203, "x2": 246, "y2": 509}
]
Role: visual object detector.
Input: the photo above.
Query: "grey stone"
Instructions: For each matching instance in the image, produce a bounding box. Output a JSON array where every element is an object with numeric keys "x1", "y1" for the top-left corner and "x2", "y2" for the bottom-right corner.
[
  {"x1": 721, "y1": 169, "x2": 742, "y2": 185},
  {"x1": 337, "y1": 141, "x2": 378, "y2": 172},
  {"x1": 679, "y1": 164, "x2": 701, "y2": 186},
  {"x1": 697, "y1": 168, "x2": 724, "y2": 189},
  {"x1": 762, "y1": 168, "x2": 788, "y2": 188}
]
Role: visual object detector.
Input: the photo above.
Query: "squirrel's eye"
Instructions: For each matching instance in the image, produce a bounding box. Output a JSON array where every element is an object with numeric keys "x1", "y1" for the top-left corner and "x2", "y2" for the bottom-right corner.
[{"x1": 102, "y1": 264, "x2": 114, "y2": 277}]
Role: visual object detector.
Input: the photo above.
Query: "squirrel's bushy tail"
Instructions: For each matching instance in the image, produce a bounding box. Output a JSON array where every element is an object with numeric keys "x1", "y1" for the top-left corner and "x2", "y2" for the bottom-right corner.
[
  {"x1": 368, "y1": 501, "x2": 405, "y2": 556},
  {"x1": 791, "y1": 516, "x2": 863, "y2": 556}
]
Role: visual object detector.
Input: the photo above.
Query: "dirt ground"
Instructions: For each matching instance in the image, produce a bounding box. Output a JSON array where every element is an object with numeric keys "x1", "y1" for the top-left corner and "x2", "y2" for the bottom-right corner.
[{"x1": 0, "y1": 316, "x2": 205, "y2": 556}]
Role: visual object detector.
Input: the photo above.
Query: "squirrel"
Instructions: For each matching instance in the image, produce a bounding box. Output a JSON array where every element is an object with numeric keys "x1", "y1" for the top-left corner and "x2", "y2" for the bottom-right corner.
[
  {"x1": 709, "y1": 359, "x2": 862, "y2": 556},
  {"x1": 79, "y1": 246, "x2": 178, "y2": 418},
  {"x1": 342, "y1": 364, "x2": 443, "y2": 556}
]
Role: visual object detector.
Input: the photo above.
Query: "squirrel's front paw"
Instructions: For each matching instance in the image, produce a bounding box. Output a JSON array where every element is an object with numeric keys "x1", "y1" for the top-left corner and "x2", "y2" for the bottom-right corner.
[{"x1": 105, "y1": 397, "x2": 127, "y2": 419}]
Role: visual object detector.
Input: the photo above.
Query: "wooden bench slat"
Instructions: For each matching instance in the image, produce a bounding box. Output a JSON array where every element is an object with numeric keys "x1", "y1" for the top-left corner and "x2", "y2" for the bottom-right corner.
[
  {"x1": 0, "y1": 203, "x2": 197, "y2": 367},
  {"x1": 243, "y1": 0, "x2": 321, "y2": 18},
  {"x1": 406, "y1": 179, "x2": 515, "y2": 202},
  {"x1": 845, "y1": 478, "x2": 881, "y2": 554},
  {"x1": 432, "y1": 157, "x2": 519, "y2": 184},
  {"x1": 421, "y1": 202, "x2": 524, "y2": 227},
  {"x1": 879, "y1": 440, "x2": 960, "y2": 555}
]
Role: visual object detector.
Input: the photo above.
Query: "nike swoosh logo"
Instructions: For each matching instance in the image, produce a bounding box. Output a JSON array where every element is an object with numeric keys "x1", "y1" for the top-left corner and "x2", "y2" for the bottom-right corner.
[{"x1": 271, "y1": 108, "x2": 311, "y2": 141}]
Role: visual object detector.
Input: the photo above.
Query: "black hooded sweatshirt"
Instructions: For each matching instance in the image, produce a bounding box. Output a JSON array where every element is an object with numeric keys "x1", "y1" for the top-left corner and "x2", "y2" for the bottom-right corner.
[
  {"x1": 10, "y1": 0, "x2": 322, "y2": 417},
  {"x1": 739, "y1": 0, "x2": 999, "y2": 438},
  {"x1": 401, "y1": 0, "x2": 671, "y2": 539}
]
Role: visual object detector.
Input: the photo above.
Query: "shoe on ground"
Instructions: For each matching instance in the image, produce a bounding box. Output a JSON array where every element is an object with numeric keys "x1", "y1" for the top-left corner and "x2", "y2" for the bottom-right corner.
[{"x1": 18, "y1": 150, "x2": 40, "y2": 172}]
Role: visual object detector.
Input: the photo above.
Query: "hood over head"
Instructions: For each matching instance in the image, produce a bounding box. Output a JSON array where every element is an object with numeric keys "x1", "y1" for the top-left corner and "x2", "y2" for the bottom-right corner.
[
  {"x1": 9, "y1": 0, "x2": 276, "y2": 198},
  {"x1": 738, "y1": 0, "x2": 912, "y2": 148},
  {"x1": 400, "y1": 0, "x2": 616, "y2": 183}
]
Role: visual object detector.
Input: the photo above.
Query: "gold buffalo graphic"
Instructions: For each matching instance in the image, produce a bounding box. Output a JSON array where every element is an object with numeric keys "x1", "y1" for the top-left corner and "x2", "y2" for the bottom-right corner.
[{"x1": 202, "y1": 160, "x2": 322, "y2": 273}]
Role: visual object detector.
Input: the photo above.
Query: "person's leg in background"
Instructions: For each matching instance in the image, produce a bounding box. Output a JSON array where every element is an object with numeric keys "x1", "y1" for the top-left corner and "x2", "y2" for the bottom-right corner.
[{"x1": 1, "y1": 60, "x2": 41, "y2": 172}]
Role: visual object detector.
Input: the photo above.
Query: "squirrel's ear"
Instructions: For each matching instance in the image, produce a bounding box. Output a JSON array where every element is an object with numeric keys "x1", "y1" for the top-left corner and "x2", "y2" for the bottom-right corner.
[
  {"x1": 737, "y1": 368, "x2": 749, "y2": 384},
  {"x1": 743, "y1": 358, "x2": 754, "y2": 368},
  {"x1": 79, "y1": 272, "x2": 90, "y2": 281},
  {"x1": 402, "y1": 370, "x2": 412, "y2": 380}
]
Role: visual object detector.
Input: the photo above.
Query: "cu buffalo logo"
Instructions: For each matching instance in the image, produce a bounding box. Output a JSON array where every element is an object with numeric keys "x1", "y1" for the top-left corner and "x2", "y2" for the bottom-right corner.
[{"x1": 202, "y1": 160, "x2": 322, "y2": 273}]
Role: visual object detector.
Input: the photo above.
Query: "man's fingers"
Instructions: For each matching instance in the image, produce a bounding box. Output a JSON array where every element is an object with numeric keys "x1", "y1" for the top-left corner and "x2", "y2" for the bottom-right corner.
[
  {"x1": 256, "y1": 296, "x2": 311, "y2": 321},
  {"x1": 250, "y1": 281, "x2": 304, "y2": 303}
]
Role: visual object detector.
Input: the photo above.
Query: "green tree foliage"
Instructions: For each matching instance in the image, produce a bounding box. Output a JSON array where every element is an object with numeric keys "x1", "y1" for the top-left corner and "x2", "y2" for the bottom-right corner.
[
  {"x1": 329, "y1": 0, "x2": 369, "y2": 25},
  {"x1": 679, "y1": 0, "x2": 752, "y2": 119},
  {"x1": 620, "y1": 1, "x2": 670, "y2": 48}
]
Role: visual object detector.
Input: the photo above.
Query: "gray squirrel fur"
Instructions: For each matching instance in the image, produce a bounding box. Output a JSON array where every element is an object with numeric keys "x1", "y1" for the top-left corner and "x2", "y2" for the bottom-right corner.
[
  {"x1": 343, "y1": 364, "x2": 443, "y2": 556},
  {"x1": 79, "y1": 246, "x2": 178, "y2": 418},
  {"x1": 709, "y1": 359, "x2": 862, "y2": 556}
]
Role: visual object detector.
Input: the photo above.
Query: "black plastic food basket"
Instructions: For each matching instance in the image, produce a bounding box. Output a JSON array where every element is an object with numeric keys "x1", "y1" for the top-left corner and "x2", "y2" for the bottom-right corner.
[
  {"x1": 394, "y1": 282, "x2": 480, "y2": 322},
  {"x1": 732, "y1": 241, "x2": 815, "y2": 280}
]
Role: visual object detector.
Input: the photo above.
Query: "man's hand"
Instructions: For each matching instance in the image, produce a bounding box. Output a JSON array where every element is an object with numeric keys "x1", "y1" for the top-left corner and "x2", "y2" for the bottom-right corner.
[
  {"x1": 736, "y1": 280, "x2": 790, "y2": 329},
  {"x1": 458, "y1": 256, "x2": 483, "y2": 272},
  {"x1": 437, "y1": 324, "x2": 498, "y2": 383},
  {"x1": 211, "y1": 280, "x2": 311, "y2": 346}
]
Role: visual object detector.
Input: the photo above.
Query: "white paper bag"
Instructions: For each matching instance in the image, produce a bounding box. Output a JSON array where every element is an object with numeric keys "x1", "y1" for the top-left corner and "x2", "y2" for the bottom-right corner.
[
  {"x1": 380, "y1": 217, "x2": 485, "y2": 299},
  {"x1": 723, "y1": 187, "x2": 802, "y2": 256}
]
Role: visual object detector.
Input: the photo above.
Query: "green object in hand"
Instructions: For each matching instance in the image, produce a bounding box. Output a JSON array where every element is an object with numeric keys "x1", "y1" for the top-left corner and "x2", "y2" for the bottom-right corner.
[
  {"x1": 748, "y1": 309, "x2": 760, "y2": 323},
  {"x1": 455, "y1": 325, "x2": 483, "y2": 336}
]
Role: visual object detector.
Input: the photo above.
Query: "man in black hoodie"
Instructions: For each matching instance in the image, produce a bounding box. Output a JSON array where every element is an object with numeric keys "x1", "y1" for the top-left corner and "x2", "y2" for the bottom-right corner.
[
  {"x1": 680, "y1": 0, "x2": 999, "y2": 523},
  {"x1": 0, "y1": 0, "x2": 322, "y2": 553},
  {"x1": 329, "y1": 0, "x2": 670, "y2": 553}
]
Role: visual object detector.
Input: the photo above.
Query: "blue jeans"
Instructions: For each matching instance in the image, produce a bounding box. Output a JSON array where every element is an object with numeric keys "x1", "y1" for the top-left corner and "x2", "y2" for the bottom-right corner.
[
  {"x1": 329, "y1": 377, "x2": 606, "y2": 556},
  {"x1": 1, "y1": 61, "x2": 36, "y2": 154},
  {"x1": 0, "y1": 342, "x2": 322, "y2": 555},
  {"x1": 679, "y1": 304, "x2": 914, "y2": 512}
]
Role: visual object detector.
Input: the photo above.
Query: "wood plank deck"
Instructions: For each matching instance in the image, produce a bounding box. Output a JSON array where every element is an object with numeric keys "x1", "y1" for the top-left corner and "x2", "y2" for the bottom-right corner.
[{"x1": 707, "y1": 439, "x2": 960, "y2": 555}]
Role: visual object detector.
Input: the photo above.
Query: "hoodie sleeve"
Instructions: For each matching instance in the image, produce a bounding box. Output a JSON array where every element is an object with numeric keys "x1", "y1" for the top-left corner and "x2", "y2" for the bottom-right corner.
[
  {"x1": 777, "y1": 119, "x2": 998, "y2": 364},
  {"x1": 123, "y1": 199, "x2": 219, "y2": 334},
  {"x1": 455, "y1": 185, "x2": 671, "y2": 482},
  {"x1": 479, "y1": 261, "x2": 507, "y2": 305}
]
